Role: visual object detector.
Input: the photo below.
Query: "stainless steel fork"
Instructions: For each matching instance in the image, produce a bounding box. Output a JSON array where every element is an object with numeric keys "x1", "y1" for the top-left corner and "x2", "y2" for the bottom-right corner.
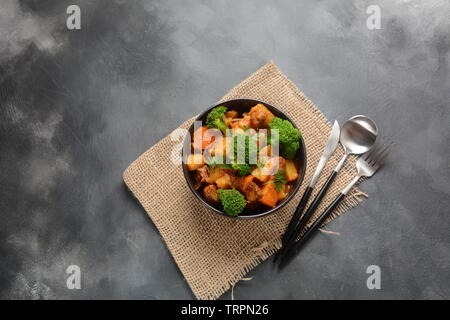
[{"x1": 278, "y1": 138, "x2": 393, "y2": 270}]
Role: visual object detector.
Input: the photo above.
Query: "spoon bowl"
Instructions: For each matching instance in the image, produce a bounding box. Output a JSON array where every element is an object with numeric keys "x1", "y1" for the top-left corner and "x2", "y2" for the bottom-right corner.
[{"x1": 340, "y1": 115, "x2": 378, "y2": 155}]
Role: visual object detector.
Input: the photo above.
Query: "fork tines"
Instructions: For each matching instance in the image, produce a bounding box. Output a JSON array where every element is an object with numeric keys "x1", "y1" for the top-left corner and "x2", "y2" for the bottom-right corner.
[{"x1": 363, "y1": 137, "x2": 394, "y2": 168}]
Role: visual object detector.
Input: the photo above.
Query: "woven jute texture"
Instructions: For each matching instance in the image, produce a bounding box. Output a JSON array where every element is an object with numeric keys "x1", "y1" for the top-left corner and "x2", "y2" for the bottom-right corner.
[{"x1": 123, "y1": 61, "x2": 367, "y2": 300}]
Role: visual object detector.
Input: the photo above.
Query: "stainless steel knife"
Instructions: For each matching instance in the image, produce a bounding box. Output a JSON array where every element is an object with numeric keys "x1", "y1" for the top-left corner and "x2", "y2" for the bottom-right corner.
[
  {"x1": 308, "y1": 120, "x2": 340, "y2": 188},
  {"x1": 277, "y1": 120, "x2": 340, "y2": 252}
]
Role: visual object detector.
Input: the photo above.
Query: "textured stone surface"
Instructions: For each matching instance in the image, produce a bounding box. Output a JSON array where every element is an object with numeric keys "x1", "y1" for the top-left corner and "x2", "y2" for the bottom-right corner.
[{"x1": 0, "y1": 0, "x2": 449, "y2": 299}]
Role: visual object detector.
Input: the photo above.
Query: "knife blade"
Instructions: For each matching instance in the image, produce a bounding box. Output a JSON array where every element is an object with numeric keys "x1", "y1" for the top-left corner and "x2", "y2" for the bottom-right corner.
[{"x1": 308, "y1": 120, "x2": 340, "y2": 188}]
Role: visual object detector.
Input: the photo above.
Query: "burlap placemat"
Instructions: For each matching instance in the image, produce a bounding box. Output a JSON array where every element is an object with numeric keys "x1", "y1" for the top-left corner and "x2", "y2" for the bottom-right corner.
[{"x1": 123, "y1": 61, "x2": 367, "y2": 300}]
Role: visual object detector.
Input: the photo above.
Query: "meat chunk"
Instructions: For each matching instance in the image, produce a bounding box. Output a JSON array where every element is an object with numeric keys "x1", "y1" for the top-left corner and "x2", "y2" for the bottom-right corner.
[
  {"x1": 230, "y1": 175, "x2": 243, "y2": 190},
  {"x1": 240, "y1": 175, "x2": 254, "y2": 192},
  {"x1": 194, "y1": 165, "x2": 213, "y2": 189},
  {"x1": 243, "y1": 181, "x2": 262, "y2": 203},
  {"x1": 248, "y1": 104, "x2": 275, "y2": 128},
  {"x1": 203, "y1": 185, "x2": 219, "y2": 203},
  {"x1": 225, "y1": 110, "x2": 238, "y2": 118}
]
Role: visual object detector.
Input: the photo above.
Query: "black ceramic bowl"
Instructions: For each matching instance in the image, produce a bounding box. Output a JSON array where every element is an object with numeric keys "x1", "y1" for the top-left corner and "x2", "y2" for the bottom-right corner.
[{"x1": 182, "y1": 98, "x2": 307, "y2": 219}]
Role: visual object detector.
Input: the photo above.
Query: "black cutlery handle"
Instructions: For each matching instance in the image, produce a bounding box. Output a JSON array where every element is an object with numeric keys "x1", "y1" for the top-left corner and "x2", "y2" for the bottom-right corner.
[
  {"x1": 281, "y1": 186, "x2": 313, "y2": 245},
  {"x1": 282, "y1": 170, "x2": 338, "y2": 247},
  {"x1": 278, "y1": 192, "x2": 346, "y2": 270}
]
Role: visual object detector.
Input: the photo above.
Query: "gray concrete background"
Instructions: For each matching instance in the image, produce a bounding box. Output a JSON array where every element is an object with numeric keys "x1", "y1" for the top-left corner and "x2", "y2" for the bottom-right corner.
[{"x1": 0, "y1": 0, "x2": 449, "y2": 299}]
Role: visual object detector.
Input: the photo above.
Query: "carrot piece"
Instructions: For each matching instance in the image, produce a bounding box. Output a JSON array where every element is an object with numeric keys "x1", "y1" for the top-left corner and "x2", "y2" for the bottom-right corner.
[
  {"x1": 259, "y1": 183, "x2": 278, "y2": 208},
  {"x1": 193, "y1": 126, "x2": 216, "y2": 150}
]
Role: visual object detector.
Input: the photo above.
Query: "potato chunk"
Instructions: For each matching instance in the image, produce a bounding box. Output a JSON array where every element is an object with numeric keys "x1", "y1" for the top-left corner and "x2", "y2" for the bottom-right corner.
[
  {"x1": 277, "y1": 184, "x2": 292, "y2": 200},
  {"x1": 285, "y1": 160, "x2": 298, "y2": 182},
  {"x1": 186, "y1": 154, "x2": 204, "y2": 171},
  {"x1": 209, "y1": 167, "x2": 226, "y2": 182},
  {"x1": 251, "y1": 167, "x2": 270, "y2": 183},
  {"x1": 215, "y1": 174, "x2": 232, "y2": 189}
]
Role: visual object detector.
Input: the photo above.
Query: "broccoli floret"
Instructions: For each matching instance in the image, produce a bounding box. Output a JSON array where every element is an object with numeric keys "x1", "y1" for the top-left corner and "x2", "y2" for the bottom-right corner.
[
  {"x1": 206, "y1": 106, "x2": 227, "y2": 134},
  {"x1": 231, "y1": 163, "x2": 252, "y2": 176},
  {"x1": 230, "y1": 133, "x2": 258, "y2": 175},
  {"x1": 269, "y1": 117, "x2": 301, "y2": 160},
  {"x1": 281, "y1": 143, "x2": 299, "y2": 160},
  {"x1": 218, "y1": 189, "x2": 247, "y2": 216},
  {"x1": 233, "y1": 133, "x2": 258, "y2": 165}
]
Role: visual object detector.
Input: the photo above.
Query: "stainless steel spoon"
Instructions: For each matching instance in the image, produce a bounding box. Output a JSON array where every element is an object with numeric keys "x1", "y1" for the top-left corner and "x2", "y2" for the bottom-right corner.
[
  {"x1": 334, "y1": 115, "x2": 378, "y2": 172},
  {"x1": 277, "y1": 115, "x2": 378, "y2": 261}
]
